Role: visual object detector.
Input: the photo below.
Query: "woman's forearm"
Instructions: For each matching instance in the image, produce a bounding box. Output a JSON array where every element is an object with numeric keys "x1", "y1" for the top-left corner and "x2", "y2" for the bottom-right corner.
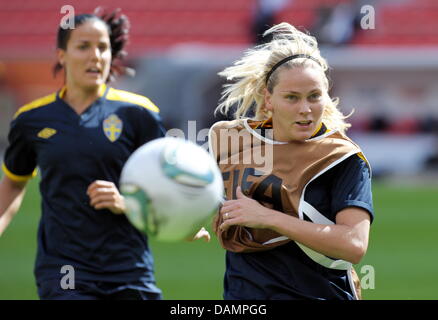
[
  {"x1": 0, "y1": 177, "x2": 27, "y2": 236},
  {"x1": 267, "y1": 209, "x2": 370, "y2": 264}
]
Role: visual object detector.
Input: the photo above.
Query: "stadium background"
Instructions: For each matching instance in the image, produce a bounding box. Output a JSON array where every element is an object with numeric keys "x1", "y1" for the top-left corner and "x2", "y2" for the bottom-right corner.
[{"x1": 0, "y1": 0, "x2": 437, "y2": 300}]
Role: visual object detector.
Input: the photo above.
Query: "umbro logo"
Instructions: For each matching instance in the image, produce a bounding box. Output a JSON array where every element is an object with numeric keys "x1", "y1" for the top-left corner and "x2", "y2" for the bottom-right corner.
[{"x1": 38, "y1": 128, "x2": 57, "y2": 139}]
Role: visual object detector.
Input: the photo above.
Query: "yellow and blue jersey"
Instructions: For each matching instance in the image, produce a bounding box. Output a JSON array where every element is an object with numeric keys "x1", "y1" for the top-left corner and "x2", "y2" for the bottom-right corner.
[{"x1": 3, "y1": 84, "x2": 165, "y2": 289}]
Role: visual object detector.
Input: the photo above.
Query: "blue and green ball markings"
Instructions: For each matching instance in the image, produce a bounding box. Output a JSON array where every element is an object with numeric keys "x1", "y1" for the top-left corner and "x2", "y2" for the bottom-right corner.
[
  {"x1": 161, "y1": 143, "x2": 214, "y2": 188},
  {"x1": 121, "y1": 184, "x2": 158, "y2": 236}
]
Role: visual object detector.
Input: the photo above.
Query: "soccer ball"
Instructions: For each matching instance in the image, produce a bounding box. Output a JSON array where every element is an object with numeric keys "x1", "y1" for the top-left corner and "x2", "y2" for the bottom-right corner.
[{"x1": 120, "y1": 137, "x2": 224, "y2": 242}]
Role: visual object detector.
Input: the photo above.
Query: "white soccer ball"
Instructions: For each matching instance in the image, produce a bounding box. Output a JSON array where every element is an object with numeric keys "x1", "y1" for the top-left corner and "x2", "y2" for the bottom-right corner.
[{"x1": 120, "y1": 137, "x2": 223, "y2": 242}]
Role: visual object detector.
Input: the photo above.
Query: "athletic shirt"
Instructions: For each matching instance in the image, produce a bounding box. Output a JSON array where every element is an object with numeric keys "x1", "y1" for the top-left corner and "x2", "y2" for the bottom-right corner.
[
  {"x1": 2, "y1": 85, "x2": 165, "y2": 291},
  {"x1": 209, "y1": 119, "x2": 374, "y2": 300}
]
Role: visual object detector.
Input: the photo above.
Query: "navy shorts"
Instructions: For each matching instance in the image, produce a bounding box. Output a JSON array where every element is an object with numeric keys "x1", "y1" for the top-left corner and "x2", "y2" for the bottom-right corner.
[{"x1": 37, "y1": 279, "x2": 163, "y2": 300}]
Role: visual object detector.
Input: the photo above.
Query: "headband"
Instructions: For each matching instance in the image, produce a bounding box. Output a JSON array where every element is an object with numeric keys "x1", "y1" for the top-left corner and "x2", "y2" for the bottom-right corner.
[{"x1": 265, "y1": 54, "x2": 322, "y2": 85}]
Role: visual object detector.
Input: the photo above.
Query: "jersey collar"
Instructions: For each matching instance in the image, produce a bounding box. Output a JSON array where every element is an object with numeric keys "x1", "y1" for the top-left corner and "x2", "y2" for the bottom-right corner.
[{"x1": 58, "y1": 84, "x2": 109, "y2": 100}]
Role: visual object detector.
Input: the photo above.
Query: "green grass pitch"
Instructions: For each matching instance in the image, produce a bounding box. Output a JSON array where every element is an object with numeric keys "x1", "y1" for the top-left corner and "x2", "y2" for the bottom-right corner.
[{"x1": 0, "y1": 176, "x2": 437, "y2": 299}]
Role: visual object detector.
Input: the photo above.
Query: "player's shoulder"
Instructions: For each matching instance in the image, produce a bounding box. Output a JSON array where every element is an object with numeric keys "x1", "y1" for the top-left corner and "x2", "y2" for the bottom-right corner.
[
  {"x1": 355, "y1": 152, "x2": 369, "y2": 167},
  {"x1": 209, "y1": 119, "x2": 247, "y2": 133},
  {"x1": 340, "y1": 133, "x2": 371, "y2": 171},
  {"x1": 336, "y1": 151, "x2": 372, "y2": 179},
  {"x1": 324, "y1": 130, "x2": 371, "y2": 170},
  {"x1": 13, "y1": 92, "x2": 58, "y2": 120},
  {"x1": 106, "y1": 88, "x2": 160, "y2": 113}
]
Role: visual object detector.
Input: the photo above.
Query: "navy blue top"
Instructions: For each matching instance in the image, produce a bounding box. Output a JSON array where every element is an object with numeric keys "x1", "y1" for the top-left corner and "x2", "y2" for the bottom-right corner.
[
  {"x1": 223, "y1": 144, "x2": 374, "y2": 300},
  {"x1": 3, "y1": 86, "x2": 165, "y2": 291}
]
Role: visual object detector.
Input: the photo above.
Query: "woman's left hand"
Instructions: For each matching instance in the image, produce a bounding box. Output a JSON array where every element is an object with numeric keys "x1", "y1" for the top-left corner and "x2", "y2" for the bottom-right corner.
[
  {"x1": 219, "y1": 186, "x2": 276, "y2": 232},
  {"x1": 87, "y1": 180, "x2": 126, "y2": 214}
]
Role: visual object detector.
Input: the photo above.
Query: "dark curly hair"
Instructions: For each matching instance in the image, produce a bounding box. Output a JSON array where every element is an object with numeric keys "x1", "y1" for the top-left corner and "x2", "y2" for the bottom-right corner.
[{"x1": 53, "y1": 7, "x2": 133, "y2": 83}]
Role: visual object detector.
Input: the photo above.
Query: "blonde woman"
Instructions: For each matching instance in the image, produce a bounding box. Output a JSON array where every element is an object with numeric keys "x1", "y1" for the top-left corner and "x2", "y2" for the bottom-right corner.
[{"x1": 209, "y1": 22, "x2": 373, "y2": 300}]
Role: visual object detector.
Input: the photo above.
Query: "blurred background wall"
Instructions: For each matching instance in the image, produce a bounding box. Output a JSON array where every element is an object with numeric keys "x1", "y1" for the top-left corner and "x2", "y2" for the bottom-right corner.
[
  {"x1": 1, "y1": 0, "x2": 438, "y2": 176},
  {"x1": 1, "y1": 0, "x2": 438, "y2": 300}
]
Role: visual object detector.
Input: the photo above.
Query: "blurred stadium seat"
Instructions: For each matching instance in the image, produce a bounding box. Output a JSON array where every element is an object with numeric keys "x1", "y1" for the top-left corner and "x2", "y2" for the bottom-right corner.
[
  {"x1": 0, "y1": 0, "x2": 438, "y2": 175},
  {"x1": 2, "y1": 0, "x2": 438, "y2": 58}
]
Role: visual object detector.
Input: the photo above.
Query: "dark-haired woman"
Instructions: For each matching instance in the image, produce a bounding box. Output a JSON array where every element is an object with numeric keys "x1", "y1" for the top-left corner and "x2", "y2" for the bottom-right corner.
[{"x1": 0, "y1": 10, "x2": 165, "y2": 300}]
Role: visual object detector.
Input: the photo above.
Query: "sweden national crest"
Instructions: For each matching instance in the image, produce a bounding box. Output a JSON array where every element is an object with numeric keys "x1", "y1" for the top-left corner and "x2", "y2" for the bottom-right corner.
[{"x1": 103, "y1": 114, "x2": 123, "y2": 142}]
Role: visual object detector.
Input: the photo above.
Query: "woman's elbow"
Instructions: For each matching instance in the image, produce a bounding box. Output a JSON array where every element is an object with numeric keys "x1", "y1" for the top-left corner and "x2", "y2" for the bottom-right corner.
[{"x1": 347, "y1": 240, "x2": 368, "y2": 264}]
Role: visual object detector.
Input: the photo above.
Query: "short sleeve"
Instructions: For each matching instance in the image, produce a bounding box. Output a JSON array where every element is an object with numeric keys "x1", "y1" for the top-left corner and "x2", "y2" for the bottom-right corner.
[
  {"x1": 2, "y1": 116, "x2": 37, "y2": 182},
  {"x1": 330, "y1": 154, "x2": 374, "y2": 223},
  {"x1": 135, "y1": 108, "x2": 166, "y2": 148}
]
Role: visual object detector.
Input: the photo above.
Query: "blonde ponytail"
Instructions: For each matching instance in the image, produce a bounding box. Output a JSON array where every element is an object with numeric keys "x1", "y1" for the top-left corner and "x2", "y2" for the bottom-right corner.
[{"x1": 216, "y1": 22, "x2": 351, "y2": 133}]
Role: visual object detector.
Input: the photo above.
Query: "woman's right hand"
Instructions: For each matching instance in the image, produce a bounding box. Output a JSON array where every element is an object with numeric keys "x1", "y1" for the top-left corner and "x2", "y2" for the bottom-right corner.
[
  {"x1": 87, "y1": 180, "x2": 126, "y2": 215},
  {"x1": 187, "y1": 227, "x2": 211, "y2": 242},
  {"x1": 219, "y1": 186, "x2": 277, "y2": 232}
]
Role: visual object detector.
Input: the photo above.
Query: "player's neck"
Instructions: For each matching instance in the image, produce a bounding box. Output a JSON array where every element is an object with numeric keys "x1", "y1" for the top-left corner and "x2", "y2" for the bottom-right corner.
[{"x1": 63, "y1": 84, "x2": 104, "y2": 115}]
